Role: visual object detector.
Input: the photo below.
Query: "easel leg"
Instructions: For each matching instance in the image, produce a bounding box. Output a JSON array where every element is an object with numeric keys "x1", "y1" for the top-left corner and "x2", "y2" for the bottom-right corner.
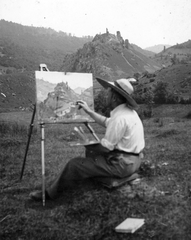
[
  {"x1": 40, "y1": 123, "x2": 46, "y2": 206},
  {"x1": 20, "y1": 104, "x2": 36, "y2": 180}
]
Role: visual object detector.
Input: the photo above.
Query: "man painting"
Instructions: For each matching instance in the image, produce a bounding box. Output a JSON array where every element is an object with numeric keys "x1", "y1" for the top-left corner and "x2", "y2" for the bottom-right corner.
[{"x1": 30, "y1": 77, "x2": 145, "y2": 201}]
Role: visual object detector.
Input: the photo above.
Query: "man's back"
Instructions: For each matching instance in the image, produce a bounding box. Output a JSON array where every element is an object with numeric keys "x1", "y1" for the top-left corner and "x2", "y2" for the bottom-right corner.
[{"x1": 102, "y1": 104, "x2": 145, "y2": 153}]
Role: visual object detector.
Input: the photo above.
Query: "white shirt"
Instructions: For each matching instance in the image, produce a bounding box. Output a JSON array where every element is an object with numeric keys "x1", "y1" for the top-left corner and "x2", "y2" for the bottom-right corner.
[{"x1": 101, "y1": 104, "x2": 145, "y2": 153}]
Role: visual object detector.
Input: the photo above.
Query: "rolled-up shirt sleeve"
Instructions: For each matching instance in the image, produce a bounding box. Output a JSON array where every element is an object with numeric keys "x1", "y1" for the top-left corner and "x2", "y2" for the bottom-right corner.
[{"x1": 101, "y1": 116, "x2": 127, "y2": 151}]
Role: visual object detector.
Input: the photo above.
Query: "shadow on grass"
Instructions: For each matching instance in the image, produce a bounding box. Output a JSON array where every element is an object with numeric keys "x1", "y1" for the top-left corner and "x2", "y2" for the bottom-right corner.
[{"x1": 25, "y1": 179, "x2": 110, "y2": 211}]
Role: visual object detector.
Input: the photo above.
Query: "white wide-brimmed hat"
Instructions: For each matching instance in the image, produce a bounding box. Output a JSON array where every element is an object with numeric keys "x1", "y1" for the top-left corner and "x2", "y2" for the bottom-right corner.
[{"x1": 96, "y1": 77, "x2": 138, "y2": 108}]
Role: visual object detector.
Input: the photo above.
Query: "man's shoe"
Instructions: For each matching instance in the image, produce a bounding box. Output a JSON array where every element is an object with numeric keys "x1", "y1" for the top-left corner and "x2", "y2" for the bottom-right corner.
[{"x1": 29, "y1": 190, "x2": 51, "y2": 201}]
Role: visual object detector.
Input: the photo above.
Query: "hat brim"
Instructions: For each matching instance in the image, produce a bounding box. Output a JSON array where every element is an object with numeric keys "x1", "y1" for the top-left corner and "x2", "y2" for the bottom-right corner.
[{"x1": 96, "y1": 77, "x2": 138, "y2": 109}]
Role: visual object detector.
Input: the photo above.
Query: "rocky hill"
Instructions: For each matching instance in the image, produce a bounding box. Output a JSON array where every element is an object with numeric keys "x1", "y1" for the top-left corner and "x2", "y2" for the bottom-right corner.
[
  {"x1": 131, "y1": 44, "x2": 155, "y2": 58},
  {"x1": 37, "y1": 81, "x2": 78, "y2": 120},
  {"x1": 1, "y1": 22, "x2": 191, "y2": 112},
  {"x1": 60, "y1": 31, "x2": 162, "y2": 89},
  {"x1": 37, "y1": 81, "x2": 93, "y2": 121}
]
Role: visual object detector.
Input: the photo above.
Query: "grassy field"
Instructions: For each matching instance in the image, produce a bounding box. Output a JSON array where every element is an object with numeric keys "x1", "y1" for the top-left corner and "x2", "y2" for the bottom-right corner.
[{"x1": 0, "y1": 105, "x2": 191, "y2": 240}]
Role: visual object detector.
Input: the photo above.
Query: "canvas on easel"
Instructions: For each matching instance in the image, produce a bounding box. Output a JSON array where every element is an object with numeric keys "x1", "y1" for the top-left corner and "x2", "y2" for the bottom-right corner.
[
  {"x1": 35, "y1": 71, "x2": 94, "y2": 123},
  {"x1": 33, "y1": 71, "x2": 96, "y2": 206}
]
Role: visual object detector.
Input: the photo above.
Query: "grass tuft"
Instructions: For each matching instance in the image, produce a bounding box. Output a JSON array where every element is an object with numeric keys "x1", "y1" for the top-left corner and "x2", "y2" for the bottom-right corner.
[{"x1": 185, "y1": 111, "x2": 191, "y2": 119}]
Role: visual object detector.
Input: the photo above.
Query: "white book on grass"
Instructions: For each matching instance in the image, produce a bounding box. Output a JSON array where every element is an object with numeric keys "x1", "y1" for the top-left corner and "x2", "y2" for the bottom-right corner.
[{"x1": 115, "y1": 218, "x2": 145, "y2": 233}]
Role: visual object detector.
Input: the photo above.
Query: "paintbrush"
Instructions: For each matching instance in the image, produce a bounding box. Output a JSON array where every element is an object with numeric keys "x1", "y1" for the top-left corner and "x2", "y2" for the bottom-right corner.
[
  {"x1": 74, "y1": 127, "x2": 88, "y2": 142},
  {"x1": 79, "y1": 126, "x2": 89, "y2": 139}
]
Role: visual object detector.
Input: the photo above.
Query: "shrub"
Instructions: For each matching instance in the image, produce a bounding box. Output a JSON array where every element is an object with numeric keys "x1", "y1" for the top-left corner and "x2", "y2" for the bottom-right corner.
[
  {"x1": 185, "y1": 111, "x2": 191, "y2": 119},
  {"x1": 143, "y1": 107, "x2": 153, "y2": 118},
  {"x1": 137, "y1": 105, "x2": 153, "y2": 120},
  {"x1": 6, "y1": 69, "x2": 13, "y2": 74},
  {"x1": 144, "y1": 89, "x2": 154, "y2": 105},
  {"x1": 180, "y1": 97, "x2": 191, "y2": 104},
  {"x1": 132, "y1": 83, "x2": 145, "y2": 104},
  {"x1": 153, "y1": 81, "x2": 168, "y2": 104},
  {"x1": 166, "y1": 92, "x2": 179, "y2": 104}
]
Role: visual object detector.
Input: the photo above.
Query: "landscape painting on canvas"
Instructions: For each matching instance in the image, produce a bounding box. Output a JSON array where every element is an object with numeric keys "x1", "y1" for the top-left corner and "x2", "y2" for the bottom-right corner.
[{"x1": 35, "y1": 71, "x2": 94, "y2": 123}]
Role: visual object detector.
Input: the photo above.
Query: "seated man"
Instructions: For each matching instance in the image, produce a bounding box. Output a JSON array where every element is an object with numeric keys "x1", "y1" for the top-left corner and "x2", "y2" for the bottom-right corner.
[{"x1": 30, "y1": 77, "x2": 145, "y2": 200}]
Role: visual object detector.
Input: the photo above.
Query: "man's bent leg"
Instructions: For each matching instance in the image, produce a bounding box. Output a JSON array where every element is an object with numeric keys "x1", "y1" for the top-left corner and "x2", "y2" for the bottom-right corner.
[
  {"x1": 47, "y1": 155, "x2": 117, "y2": 199},
  {"x1": 30, "y1": 154, "x2": 142, "y2": 200}
]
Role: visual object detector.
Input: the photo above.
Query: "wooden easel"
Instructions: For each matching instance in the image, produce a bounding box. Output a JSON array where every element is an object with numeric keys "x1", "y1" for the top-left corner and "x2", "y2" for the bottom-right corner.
[{"x1": 20, "y1": 104, "x2": 99, "y2": 206}]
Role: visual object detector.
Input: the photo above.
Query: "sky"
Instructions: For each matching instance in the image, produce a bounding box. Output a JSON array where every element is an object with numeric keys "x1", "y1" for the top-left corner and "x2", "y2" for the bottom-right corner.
[{"x1": 0, "y1": 0, "x2": 191, "y2": 49}]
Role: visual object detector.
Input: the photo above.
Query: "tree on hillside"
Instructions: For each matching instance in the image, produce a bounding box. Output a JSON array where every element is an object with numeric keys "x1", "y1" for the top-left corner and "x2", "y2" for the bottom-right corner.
[
  {"x1": 132, "y1": 83, "x2": 145, "y2": 104},
  {"x1": 171, "y1": 53, "x2": 178, "y2": 65},
  {"x1": 144, "y1": 88, "x2": 154, "y2": 105},
  {"x1": 153, "y1": 81, "x2": 168, "y2": 104},
  {"x1": 142, "y1": 88, "x2": 154, "y2": 118}
]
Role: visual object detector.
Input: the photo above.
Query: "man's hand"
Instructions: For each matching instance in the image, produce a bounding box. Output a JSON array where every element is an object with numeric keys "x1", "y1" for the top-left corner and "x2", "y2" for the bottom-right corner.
[
  {"x1": 76, "y1": 100, "x2": 107, "y2": 127},
  {"x1": 76, "y1": 100, "x2": 92, "y2": 114}
]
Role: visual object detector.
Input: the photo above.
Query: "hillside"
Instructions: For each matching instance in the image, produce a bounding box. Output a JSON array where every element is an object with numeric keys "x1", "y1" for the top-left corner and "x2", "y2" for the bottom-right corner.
[
  {"x1": 145, "y1": 44, "x2": 171, "y2": 53},
  {"x1": 60, "y1": 31, "x2": 162, "y2": 89},
  {"x1": 0, "y1": 72, "x2": 36, "y2": 112},
  {"x1": 131, "y1": 44, "x2": 155, "y2": 58},
  {"x1": 1, "y1": 22, "x2": 191, "y2": 112},
  {"x1": 139, "y1": 62, "x2": 191, "y2": 99},
  {"x1": 153, "y1": 40, "x2": 191, "y2": 67},
  {"x1": 0, "y1": 20, "x2": 92, "y2": 72}
]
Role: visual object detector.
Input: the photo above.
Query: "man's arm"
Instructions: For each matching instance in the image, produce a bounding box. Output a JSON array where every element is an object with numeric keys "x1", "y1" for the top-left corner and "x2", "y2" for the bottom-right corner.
[{"x1": 76, "y1": 100, "x2": 107, "y2": 127}]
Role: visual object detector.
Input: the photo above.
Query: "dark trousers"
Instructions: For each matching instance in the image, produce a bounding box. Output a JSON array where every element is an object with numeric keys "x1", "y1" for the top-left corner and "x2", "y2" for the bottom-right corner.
[{"x1": 47, "y1": 151, "x2": 142, "y2": 199}]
